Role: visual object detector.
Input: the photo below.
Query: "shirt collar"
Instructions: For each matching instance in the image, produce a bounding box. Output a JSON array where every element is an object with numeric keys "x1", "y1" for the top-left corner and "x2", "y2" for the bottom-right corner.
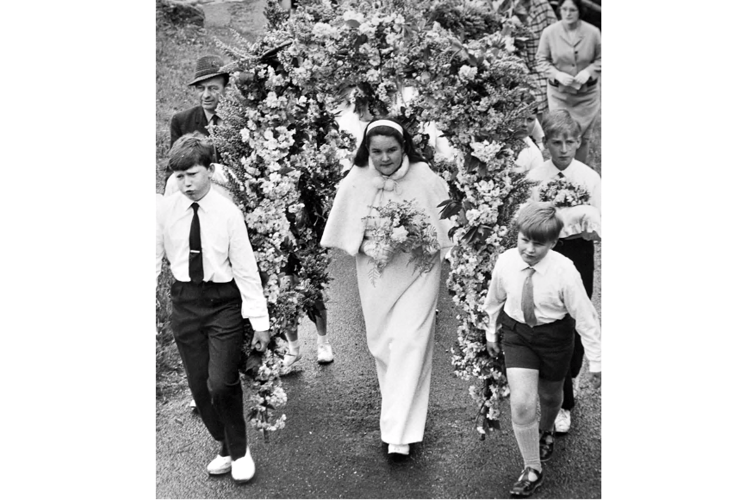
[
  {"x1": 177, "y1": 186, "x2": 216, "y2": 213},
  {"x1": 550, "y1": 159, "x2": 585, "y2": 178},
  {"x1": 514, "y1": 248, "x2": 553, "y2": 275}
]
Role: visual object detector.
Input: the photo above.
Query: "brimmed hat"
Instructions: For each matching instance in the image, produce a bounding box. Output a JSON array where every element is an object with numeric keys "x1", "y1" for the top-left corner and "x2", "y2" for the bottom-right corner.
[{"x1": 188, "y1": 55, "x2": 229, "y2": 86}]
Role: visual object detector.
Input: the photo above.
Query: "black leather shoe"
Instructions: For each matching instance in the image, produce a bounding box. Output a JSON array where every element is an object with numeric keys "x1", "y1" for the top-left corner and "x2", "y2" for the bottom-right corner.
[
  {"x1": 510, "y1": 467, "x2": 543, "y2": 497},
  {"x1": 539, "y1": 430, "x2": 555, "y2": 462}
]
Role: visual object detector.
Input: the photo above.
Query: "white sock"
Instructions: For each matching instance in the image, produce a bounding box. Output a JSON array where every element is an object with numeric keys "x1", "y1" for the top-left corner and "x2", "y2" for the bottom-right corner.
[
  {"x1": 287, "y1": 339, "x2": 300, "y2": 356},
  {"x1": 512, "y1": 420, "x2": 542, "y2": 473},
  {"x1": 316, "y1": 334, "x2": 329, "y2": 346}
]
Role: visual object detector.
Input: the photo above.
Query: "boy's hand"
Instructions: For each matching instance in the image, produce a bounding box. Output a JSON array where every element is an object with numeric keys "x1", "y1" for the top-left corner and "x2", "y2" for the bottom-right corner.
[
  {"x1": 486, "y1": 341, "x2": 501, "y2": 358},
  {"x1": 574, "y1": 69, "x2": 591, "y2": 85},
  {"x1": 591, "y1": 371, "x2": 601, "y2": 389},
  {"x1": 252, "y1": 329, "x2": 271, "y2": 352},
  {"x1": 555, "y1": 71, "x2": 575, "y2": 86}
]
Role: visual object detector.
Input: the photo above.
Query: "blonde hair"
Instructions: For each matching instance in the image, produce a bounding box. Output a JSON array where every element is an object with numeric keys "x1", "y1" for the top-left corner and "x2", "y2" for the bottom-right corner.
[{"x1": 517, "y1": 202, "x2": 563, "y2": 243}]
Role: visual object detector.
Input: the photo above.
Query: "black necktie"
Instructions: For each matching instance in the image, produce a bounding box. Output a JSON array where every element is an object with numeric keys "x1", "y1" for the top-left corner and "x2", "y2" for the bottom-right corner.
[
  {"x1": 558, "y1": 172, "x2": 566, "y2": 179},
  {"x1": 189, "y1": 203, "x2": 203, "y2": 283}
]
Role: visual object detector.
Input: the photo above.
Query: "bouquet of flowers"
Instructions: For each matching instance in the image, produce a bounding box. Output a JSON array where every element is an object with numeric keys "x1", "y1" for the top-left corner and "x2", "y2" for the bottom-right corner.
[
  {"x1": 537, "y1": 177, "x2": 601, "y2": 240},
  {"x1": 537, "y1": 177, "x2": 591, "y2": 208},
  {"x1": 361, "y1": 199, "x2": 441, "y2": 285}
]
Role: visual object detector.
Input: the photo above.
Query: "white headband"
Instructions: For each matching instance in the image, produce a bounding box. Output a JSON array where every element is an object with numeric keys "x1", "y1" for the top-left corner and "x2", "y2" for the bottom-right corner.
[{"x1": 366, "y1": 120, "x2": 403, "y2": 136}]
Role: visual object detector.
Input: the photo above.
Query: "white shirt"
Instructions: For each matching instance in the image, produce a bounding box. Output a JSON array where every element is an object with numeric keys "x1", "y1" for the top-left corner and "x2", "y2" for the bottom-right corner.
[
  {"x1": 514, "y1": 137, "x2": 544, "y2": 173},
  {"x1": 156, "y1": 188, "x2": 270, "y2": 331},
  {"x1": 527, "y1": 159, "x2": 601, "y2": 211},
  {"x1": 483, "y1": 248, "x2": 601, "y2": 372}
]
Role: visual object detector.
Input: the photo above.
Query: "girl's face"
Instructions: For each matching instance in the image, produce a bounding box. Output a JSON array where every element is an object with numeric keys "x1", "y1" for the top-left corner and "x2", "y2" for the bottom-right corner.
[
  {"x1": 560, "y1": 0, "x2": 580, "y2": 26},
  {"x1": 368, "y1": 135, "x2": 404, "y2": 177},
  {"x1": 523, "y1": 114, "x2": 537, "y2": 138}
]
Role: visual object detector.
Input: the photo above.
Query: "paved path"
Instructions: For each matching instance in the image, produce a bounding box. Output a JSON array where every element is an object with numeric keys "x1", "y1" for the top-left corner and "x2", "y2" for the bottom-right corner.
[{"x1": 156, "y1": 250, "x2": 601, "y2": 498}]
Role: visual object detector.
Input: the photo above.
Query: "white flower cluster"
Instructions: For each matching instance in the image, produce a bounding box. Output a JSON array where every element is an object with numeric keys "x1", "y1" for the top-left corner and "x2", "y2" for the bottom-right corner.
[
  {"x1": 469, "y1": 140, "x2": 503, "y2": 164},
  {"x1": 458, "y1": 65, "x2": 478, "y2": 81}
]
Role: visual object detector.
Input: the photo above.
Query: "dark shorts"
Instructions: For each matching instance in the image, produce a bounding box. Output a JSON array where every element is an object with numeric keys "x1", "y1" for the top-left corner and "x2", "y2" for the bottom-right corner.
[{"x1": 500, "y1": 310, "x2": 575, "y2": 381}]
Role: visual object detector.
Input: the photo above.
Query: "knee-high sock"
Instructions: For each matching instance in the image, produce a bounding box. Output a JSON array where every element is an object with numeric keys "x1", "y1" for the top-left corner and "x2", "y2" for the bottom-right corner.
[{"x1": 512, "y1": 420, "x2": 541, "y2": 472}]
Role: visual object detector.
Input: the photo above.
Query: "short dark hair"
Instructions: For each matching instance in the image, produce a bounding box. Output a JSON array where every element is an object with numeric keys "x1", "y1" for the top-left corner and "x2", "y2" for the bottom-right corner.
[
  {"x1": 517, "y1": 202, "x2": 563, "y2": 244},
  {"x1": 168, "y1": 132, "x2": 214, "y2": 172},
  {"x1": 352, "y1": 118, "x2": 425, "y2": 167},
  {"x1": 541, "y1": 109, "x2": 582, "y2": 140}
]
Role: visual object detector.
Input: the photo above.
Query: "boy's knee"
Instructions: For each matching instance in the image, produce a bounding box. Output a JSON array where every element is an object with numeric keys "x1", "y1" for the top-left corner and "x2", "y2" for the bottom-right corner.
[
  {"x1": 539, "y1": 387, "x2": 563, "y2": 408},
  {"x1": 510, "y1": 395, "x2": 537, "y2": 424}
]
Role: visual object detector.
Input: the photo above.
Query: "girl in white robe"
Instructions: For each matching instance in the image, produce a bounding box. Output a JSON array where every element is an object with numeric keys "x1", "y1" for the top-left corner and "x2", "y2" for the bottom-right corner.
[{"x1": 321, "y1": 118, "x2": 453, "y2": 456}]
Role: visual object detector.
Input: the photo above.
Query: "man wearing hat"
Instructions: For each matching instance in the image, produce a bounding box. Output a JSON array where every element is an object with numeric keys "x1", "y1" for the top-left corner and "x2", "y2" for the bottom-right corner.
[
  {"x1": 165, "y1": 55, "x2": 232, "y2": 201},
  {"x1": 169, "y1": 54, "x2": 230, "y2": 148}
]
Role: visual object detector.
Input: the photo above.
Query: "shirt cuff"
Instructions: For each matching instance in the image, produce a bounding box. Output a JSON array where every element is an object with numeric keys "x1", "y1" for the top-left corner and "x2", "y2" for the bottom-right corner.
[
  {"x1": 485, "y1": 329, "x2": 498, "y2": 343},
  {"x1": 588, "y1": 360, "x2": 601, "y2": 373},
  {"x1": 247, "y1": 315, "x2": 270, "y2": 332}
]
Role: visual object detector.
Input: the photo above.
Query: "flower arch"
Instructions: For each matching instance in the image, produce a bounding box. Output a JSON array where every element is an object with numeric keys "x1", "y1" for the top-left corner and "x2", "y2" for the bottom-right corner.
[{"x1": 211, "y1": 0, "x2": 539, "y2": 436}]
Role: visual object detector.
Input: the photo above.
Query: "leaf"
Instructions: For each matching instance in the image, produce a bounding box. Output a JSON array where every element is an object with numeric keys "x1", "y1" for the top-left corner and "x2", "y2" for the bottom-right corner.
[
  {"x1": 438, "y1": 199, "x2": 462, "y2": 219},
  {"x1": 464, "y1": 152, "x2": 481, "y2": 173},
  {"x1": 463, "y1": 226, "x2": 479, "y2": 244},
  {"x1": 477, "y1": 161, "x2": 488, "y2": 177}
]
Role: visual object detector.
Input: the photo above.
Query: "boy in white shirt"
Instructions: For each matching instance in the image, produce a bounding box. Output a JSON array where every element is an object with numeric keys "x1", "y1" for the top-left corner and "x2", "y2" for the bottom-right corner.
[
  {"x1": 527, "y1": 109, "x2": 601, "y2": 433},
  {"x1": 483, "y1": 202, "x2": 601, "y2": 497},
  {"x1": 157, "y1": 133, "x2": 271, "y2": 483}
]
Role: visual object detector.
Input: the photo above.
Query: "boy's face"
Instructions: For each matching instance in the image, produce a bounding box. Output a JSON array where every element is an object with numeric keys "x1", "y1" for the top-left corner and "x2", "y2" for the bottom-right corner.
[
  {"x1": 194, "y1": 75, "x2": 227, "y2": 114},
  {"x1": 545, "y1": 132, "x2": 581, "y2": 170},
  {"x1": 175, "y1": 164, "x2": 214, "y2": 202},
  {"x1": 517, "y1": 231, "x2": 556, "y2": 267}
]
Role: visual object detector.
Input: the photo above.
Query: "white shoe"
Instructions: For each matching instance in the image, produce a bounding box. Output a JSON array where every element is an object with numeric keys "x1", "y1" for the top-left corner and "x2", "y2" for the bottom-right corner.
[
  {"x1": 317, "y1": 343, "x2": 334, "y2": 364},
  {"x1": 554, "y1": 408, "x2": 571, "y2": 434},
  {"x1": 189, "y1": 398, "x2": 197, "y2": 410},
  {"x1": 231, "y1": 447, "x2": 256, "y2": 483},
  {"x1": 282, "y1": 352, "x2": 302, "y2": 368},
  {"x1": 387, "y1": 443, "x2": 410, "y2": 455},
  {"x1": 206, "y1": 454, "x2": 232, "y2": 475}
]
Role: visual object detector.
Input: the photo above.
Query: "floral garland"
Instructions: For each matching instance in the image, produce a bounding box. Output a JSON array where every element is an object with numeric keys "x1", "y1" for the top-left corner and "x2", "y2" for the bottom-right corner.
[
  {"x1": 208, "y1": 0, "x2": 539, "y2": 438},
  {"x1": 404, "y1": 25, "x2": 539, "y2": 437},
  {"x1": 209, "y1": 9, "x2": 354, "y2": 436},
  {"x1": 276, "y1": 0, "x2": 536, "y2": 437},
  {"x1": 361, "y1": 199, "x2": 441, "y2": 285},
  {"x1": 537, "y1": 177, "x2": 591, "y2": 208}
]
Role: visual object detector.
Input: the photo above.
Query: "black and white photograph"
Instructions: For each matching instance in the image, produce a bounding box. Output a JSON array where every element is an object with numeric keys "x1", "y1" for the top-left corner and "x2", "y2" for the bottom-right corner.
[
  {"x1": 6, "y1": 1, "x2": 751, "y2": 499},
  {"x1": 155, "y1": 1, "x2": 602, "y2": 497}
]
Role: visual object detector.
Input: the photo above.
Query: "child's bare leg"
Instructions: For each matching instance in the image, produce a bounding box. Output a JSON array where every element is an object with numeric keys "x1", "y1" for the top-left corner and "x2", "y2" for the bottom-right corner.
[
  {"x1": 314, "y1": 308, "x2": 327, "y2": 338},
  {"x1": 314, "y1": 306, "x2": 333, "y2": 364},
  {"x1": 538, "y1": 378, "x2": 566, "y2": 433},
  {"x1": 507, "y1": 368, "x2": 539, "y2": 425},
  {"x1": 507, "y1": 368, "x2": 542, "y2": 473},
  {"x1": 282, "y1": 329, "x2": 301, "y2": 370}
]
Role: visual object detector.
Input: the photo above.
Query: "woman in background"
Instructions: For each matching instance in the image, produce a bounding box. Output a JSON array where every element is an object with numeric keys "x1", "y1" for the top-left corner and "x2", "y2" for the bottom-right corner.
[{"x1": 536, "y1": 0, "x2": 601, "y2": 164}]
